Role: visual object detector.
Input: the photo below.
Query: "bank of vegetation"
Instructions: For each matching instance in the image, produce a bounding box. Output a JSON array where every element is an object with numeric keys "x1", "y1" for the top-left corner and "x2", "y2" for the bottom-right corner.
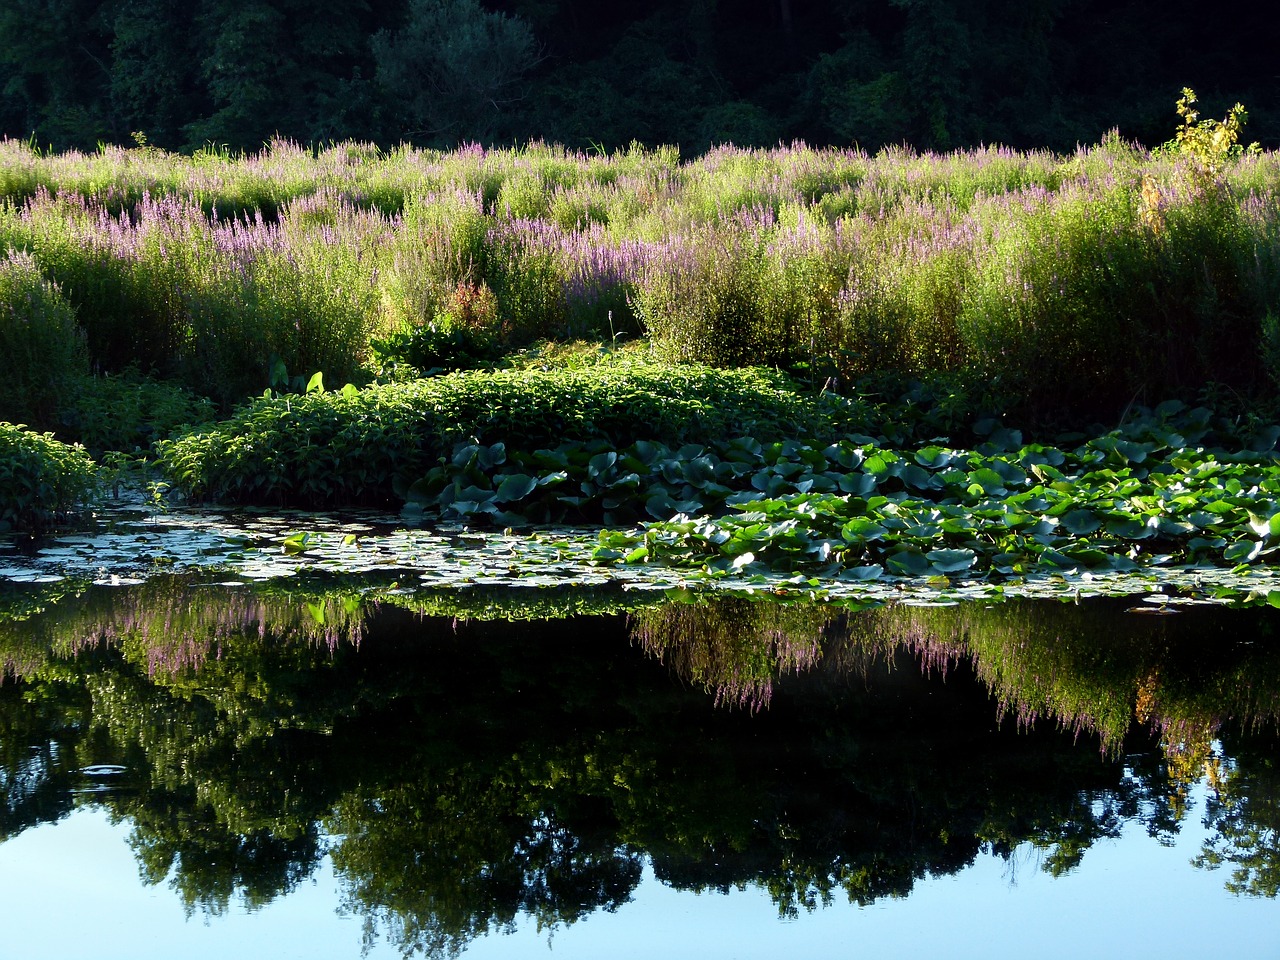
[{"x1": 1, "y1": 95, "x2": 1279, "y2": 584}]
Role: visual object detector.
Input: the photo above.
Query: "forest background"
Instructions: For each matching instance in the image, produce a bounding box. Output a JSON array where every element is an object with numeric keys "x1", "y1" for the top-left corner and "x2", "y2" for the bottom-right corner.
[{"x1": 2, "y1": 0, "x2": 1277, "y2": 155}]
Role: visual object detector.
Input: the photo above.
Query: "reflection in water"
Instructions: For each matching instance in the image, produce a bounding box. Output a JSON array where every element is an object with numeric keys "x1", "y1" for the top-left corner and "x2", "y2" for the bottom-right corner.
[{"x1": 0, "y1": 578, "x2": 1278, "y2": 955}]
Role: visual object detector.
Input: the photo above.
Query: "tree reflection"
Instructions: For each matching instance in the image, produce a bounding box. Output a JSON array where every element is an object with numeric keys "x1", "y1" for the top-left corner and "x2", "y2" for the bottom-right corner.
[
  {"x1": 1195, "y1": 733, "x2": 1280, "y2": 897},
  {"x1": 0, "y1": 580, "x2": 1278, "y2": 954}
]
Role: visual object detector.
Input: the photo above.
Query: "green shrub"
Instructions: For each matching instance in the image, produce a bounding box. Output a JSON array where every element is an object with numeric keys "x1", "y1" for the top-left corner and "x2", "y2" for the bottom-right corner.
[
  {"x1": 0, "y1": 422, "x2": 97, "y2": 534},
  {"x1": 56, "y1": 369, "x2": 217, "y2": 455},
  {"x1": 0, "y1": 250, "x2": 89, "y2": 429},
  {"x1": 156, "y1": 361, "x2": 869, "y2": 506}
]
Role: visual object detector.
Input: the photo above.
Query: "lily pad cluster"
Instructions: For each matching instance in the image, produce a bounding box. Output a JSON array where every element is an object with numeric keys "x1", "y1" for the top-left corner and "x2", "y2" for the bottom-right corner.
[{"x1": 582, "y1": 424, "x2": 1280, "y2": 579}]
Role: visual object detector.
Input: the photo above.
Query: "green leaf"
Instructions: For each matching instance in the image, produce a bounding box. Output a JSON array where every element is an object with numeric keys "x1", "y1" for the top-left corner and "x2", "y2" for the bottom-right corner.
[
  {"x1": 1224, "y1": 540, "x2": 1262, "y2": 563},
  {"x1": 841, "y1": 518, "x2": 887, "y2": 542},
  {"x1": 1060, "y1": 509, "x2": 1102, "y2": 535},
  {"x1": 840, "y1": 564, "x2": 884, "y2": 581},
  {"x1": 282, "y1": 531, "x2": 313, "y2": 555},
  {"x1": 926, "y1": 548, "x2": 977, "y2": 574},
  {"x1": 645, "y1": 492, "x2": 676, "y2": 519},
  {"x1": 478, "y1": 442, "x2": 507, "y2": 470},
  {"x1": 915, "y1": 445, "x2": 953, "y2": 469},
  {"x1": 967, "y1": 467, "x2": 1006, "y2": 495},
  {"x1": 588, "y1": 451, "x2": 618, "y2": 477},
  {"x1": 494, "y1": 473, "x2": 538, "y2": 502},
  {"x1": 838, "y1": 472, "x2": 877, "y2": 495},
  {"x1": 1105, "y1": 517, "x2": 1153, "y2": 539},
  {"x1": 886, "y1": 550, "x2": 930, "y2": 577},
  {"x1": 305, "y1": 371, "x2": 325, "y2": 394},
  {"x1": 682, "y1": 456, "x2": 717, "y2": 488}
]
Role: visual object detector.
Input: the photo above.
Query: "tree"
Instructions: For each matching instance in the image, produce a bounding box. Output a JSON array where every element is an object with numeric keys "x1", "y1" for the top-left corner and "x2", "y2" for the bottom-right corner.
[
  {"x1": 0, "y1": 0, "x2": 114, "y2": 147},
  {"x1": 185, "y1": 0, "x2": 375, "y2": 150},
  {"x1": 372, "y1": 0, "x2": 538, "y2": 145},
  {"x1": 110, "y1": 0, "x2": 204, "y2": 148}
]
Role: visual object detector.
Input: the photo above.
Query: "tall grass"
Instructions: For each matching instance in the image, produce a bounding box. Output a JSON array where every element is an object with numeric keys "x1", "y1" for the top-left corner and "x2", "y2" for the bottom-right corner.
[
  {"x1": 0, "y1": 250, "x2": 88, "y2": 426},
  {"x1": 0, "y1": 133, "x2": 1277, "y2": 420}
]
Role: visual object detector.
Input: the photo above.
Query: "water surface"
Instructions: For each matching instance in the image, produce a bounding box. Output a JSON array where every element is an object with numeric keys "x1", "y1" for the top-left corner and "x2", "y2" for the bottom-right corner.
[{"x1": 1, "y1": 578, "x2": 1278, "y2": 957}]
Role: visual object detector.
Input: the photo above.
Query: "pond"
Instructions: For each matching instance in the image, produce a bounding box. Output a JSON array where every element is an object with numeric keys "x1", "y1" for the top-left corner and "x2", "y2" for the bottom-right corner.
[{"x1": 2, "y1": 547, "x2": 1279, "y2": 958}]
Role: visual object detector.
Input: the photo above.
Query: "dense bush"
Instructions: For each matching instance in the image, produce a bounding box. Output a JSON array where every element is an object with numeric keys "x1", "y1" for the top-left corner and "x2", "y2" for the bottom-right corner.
[
  {"x1": 156, "y1": 362, "x2": 871, "y2": 506},
  {"x1": 57, "y1": 369, "x2": 217, "y2": 455},
  {"x1": 0, "y1": 422, "x2": 97, "y2": 534},
  {"x1": 0, "y1": 249, "x2": 88, "y2": 428}
]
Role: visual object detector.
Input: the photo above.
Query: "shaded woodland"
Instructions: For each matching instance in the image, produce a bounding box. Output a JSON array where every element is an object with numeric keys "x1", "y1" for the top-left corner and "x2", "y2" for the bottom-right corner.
[{"x1": 1, "y1": 0, "x2": 1276, "y2": 154}]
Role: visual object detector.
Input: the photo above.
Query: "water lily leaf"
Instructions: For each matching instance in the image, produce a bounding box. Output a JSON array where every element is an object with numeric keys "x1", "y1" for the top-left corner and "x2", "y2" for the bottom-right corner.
[
  {"x1": 455, "y1": 484, "x2": 495, "y2": 504},
  {"x1": 915, "y1": 445, "x2": 952, "y2": 469},
  {"x1": 1247, "y1": 425, "x2": 1280, "y2": 452},
  {"x1": 588, "y1": 451, "x2": 618, "y2": 478},
  {"x1": 926, "y1": 548, "x2": 977, "y2": 574},
  {"x1": 645, "y1": 492, "x2": 676, "y2": 519},
  {"x1": 838, "y1": 472, "x2": 877, "y2": 495},
  {"x1": 1062, "y1": 546, "x2": 1113, "y2": 568},
  {"x1": 864, "y1": 453, "x2": 895, "y2": 476},
  {"x1": 450, "y1": 500, "x2": 499, "y2": 517},
  {"x1": 797, "y1": 446, "x2": 828, "y2": 470},
  {"x1": 967, "y1": 468, "x2": 1006, "y2": 495},
  {"x1": 985, "y1": 426, "x2": 1023, "y2": 451},
  {"x1": 1105, "y1": 517, "x2": 1153, "y2": 539},
  {"x1": 281, "y1": 532, "x2": 314, "y2": 555},
  {"x1": 1060, "y1": 509, "x2": 1103, "y2": 535},
  {"x1": 886, "y1": 550, "x2": 930, "y2": 577},
  {"x1": 900, "y1": 464, "x2": 935, "y2": 490},
  {"x1": 631, "y1": 440, "x2": 664, "y2": 464},
  {"x1": 841, "y1": 518, "x2": 887, "y2": 542},
  {"x1": 1224, "y1": 540, "x2": 1263, "y2": 563},
  {"x1": 1113, "y1": 440, "x2": 1150, "y2": 464},
  {"x1": 830, "y1": 444, "x2": 865, "y2": 469},
  {"x1": 730, "y1": 551, "x2": 756, "y2": 570},
  {"x1": 494, "y1": 473, "x2": 538, "y2": 502},
  {"x1": 1152, "y1": 517, "x2": 1194, "y2": 538},
  {"x1": 682, "y1": 456, "x2": 717, "y2": 488}
]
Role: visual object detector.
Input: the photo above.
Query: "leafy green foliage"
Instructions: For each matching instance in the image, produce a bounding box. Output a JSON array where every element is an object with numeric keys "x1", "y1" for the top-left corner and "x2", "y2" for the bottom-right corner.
[
  {"x1": 155, "y1": 362, "x2": 861, "y2": 506},
  {"x1": 1170, "y1": 88, "x2": 1260, "y2": 178},
  {"x1": 0, "y1": 249, "x2": 87, "y2": 428},
  {"x1": 595, "y1": 405, "x2": 1280, "y2": 580},
  {"x1": 56, "y1": 368, "x2": 216, "y2": 455},
  {"x1": 0, "y1": 422, "x2": 97, "y2": 534},
  {"x1": 369, "y1": 319, "x2": 501, "y2": 376}
]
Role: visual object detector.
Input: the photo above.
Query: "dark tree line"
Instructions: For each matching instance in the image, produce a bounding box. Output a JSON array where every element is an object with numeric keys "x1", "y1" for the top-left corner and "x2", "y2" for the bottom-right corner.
[{"x1": 1, "y1": 0, "x2": 1276, "y2": 154}]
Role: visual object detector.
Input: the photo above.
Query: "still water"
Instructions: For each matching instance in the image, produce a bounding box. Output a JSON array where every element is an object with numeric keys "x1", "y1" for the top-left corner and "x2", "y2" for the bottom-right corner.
[{"x1": 1, "y1": 577, "x2": 1278, "y2": 958}]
